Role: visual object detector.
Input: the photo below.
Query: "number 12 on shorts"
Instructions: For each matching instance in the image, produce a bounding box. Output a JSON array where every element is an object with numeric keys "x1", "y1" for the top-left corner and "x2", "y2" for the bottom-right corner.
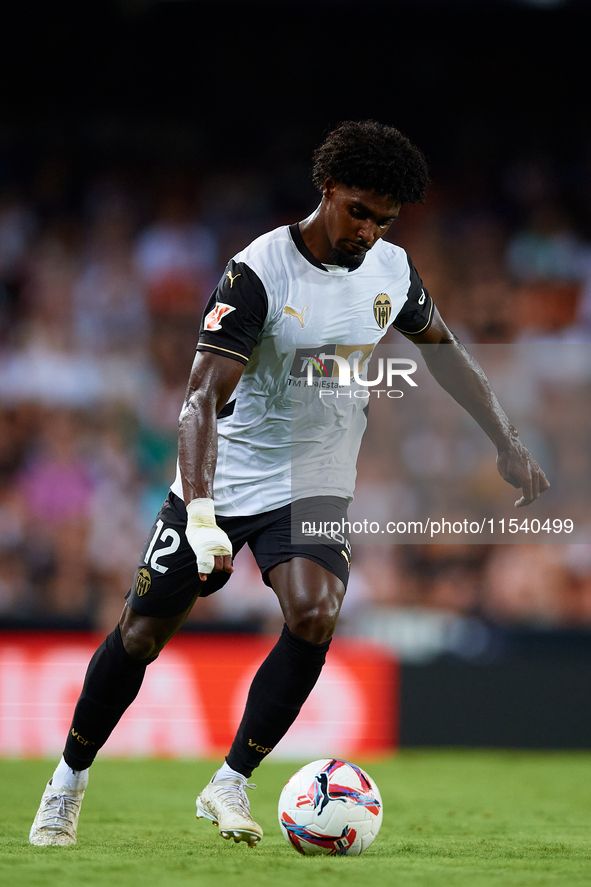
[{"x1": 144, "y1": 519, "x2": 181, "y2": 574}]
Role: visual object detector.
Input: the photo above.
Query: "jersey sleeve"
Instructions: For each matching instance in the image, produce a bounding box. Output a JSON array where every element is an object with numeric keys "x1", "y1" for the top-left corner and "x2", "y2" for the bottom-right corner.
[
  {"x1": 196, "y1": 260, "x2": 268, "y2": 365},
  {"x1": 392, "y1": 255, "x2": 434, "y2": 335}
]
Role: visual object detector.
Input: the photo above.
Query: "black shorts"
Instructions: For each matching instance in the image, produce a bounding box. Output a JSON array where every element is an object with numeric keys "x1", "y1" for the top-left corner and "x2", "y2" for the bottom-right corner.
[{"x1": 126, "y1": 492, "x2": 352, "y2": 618}]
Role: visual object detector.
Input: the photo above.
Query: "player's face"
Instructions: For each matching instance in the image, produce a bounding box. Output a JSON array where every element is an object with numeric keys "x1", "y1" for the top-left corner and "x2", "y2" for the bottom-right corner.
[{"x1": 322, "y1": 180, "x2": 401, "y2": 269}]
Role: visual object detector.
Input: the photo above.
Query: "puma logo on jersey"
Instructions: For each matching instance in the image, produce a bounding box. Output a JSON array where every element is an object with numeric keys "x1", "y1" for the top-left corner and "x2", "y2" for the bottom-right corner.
[
  {"x1": 204, "y1": 302, "x2": 236, "y2": 331},
  {"x1": 227, "y1": 271, "x2": 241, "y2": 288},
  {"x1": 284, "y1": 305, "x2": 307, "y2": 327},
  {"x1": 418, "y1": 289, "x2": 426, "y2": 305},
  {"x1": 340, "y1": 549, "x2": 351, "y2": 571}
]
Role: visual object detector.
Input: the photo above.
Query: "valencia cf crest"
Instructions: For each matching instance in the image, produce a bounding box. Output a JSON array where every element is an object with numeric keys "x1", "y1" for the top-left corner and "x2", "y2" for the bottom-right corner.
[
  {"x1": 135, "y1": 567, "x2": 152, "y2": 597},
  {"x1": 373, "y1": 293, "x2": 392, "y2": 329}
]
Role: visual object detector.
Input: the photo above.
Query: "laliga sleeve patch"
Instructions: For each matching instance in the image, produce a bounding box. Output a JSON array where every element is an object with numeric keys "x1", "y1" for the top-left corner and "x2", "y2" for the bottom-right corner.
[
  {"x1": 197, "y1": 261, "x2": 268, "y2": 364},
  {"x1": 203, "y1": 302, "x2": 237, "y2": 331}
]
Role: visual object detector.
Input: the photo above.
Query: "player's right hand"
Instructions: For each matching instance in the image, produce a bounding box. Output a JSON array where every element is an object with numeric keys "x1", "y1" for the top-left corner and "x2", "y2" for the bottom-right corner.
[{"x1": 185, "y1": 499, "x2": 233, "y2": 580}]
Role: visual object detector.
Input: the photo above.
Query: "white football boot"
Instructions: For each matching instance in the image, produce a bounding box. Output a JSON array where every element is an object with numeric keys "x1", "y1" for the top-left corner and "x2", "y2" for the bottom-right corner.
[
  {"x1": 196, "y1": 773, "x2": 263, "y2": 847},
  {"x1": 29, "y1": 779, "x2": 85, "y2": 846}
]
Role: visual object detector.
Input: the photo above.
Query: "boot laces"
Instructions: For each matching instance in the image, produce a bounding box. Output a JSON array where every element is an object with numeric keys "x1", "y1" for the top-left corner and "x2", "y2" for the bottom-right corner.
[
  {"x1": 42, "y1": 792, "x2": 81, "y2": 826},
  {"x1": 216, "y1": 781, "x2": 256, "y2": 813}
]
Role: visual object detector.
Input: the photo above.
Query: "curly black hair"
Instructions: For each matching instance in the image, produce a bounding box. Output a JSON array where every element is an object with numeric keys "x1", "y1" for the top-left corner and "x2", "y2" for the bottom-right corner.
[{"x1": 312, "y1": 120, "x2": 429, "y2": 205}]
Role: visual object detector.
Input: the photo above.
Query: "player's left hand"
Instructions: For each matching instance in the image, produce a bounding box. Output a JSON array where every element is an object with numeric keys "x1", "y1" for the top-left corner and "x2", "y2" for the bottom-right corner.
[{"x1": 496, "y1": 437, "x2": 550, "y2": 507}]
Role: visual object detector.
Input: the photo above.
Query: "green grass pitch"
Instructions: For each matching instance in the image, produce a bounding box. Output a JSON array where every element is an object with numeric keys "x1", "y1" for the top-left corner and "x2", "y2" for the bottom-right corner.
[{"x1": 3, "y1": 751, "x2": 591, "y2": 887}]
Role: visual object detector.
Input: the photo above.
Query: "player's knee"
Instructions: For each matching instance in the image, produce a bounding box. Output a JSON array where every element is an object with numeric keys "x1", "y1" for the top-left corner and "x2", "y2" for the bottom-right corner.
[
  {"x1": 119, "y1": 620, "x2": 165, "y2": 660},
  {"x1": 288, "y1": 597, "x2": 341, "y2": 644}
]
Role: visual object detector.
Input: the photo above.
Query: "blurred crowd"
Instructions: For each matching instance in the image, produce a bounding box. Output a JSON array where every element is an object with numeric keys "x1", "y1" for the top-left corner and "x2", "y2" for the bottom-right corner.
[{"x1": 1, "y1": 148, "x2": 591, "y2": 635}]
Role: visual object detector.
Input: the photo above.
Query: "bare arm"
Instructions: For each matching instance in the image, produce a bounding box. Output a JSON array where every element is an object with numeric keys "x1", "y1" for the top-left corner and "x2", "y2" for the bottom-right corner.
[
  {"x1": 178, "y1": 350, "x2": 244, "y2": 576},
  {"x1": 404, "y1": 307, "x2": 550, "y2": 507}
]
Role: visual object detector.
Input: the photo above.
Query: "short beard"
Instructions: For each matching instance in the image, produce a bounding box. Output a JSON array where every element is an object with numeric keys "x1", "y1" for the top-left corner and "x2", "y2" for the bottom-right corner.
[{"x1": 327, "y1": 245, "x2": 366, "y2": 270}]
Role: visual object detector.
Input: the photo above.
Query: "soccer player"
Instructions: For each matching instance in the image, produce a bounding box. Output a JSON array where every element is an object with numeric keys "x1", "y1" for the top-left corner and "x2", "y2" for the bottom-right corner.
[{"x1": 29, "y1": 121, "x2": 549, "y2": 848}]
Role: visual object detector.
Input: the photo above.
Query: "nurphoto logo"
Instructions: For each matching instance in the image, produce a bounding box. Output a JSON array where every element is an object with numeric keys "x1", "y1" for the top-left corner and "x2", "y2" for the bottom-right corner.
[{"x1": 304, "y1": 354, "x2": 418, "y2": 399}]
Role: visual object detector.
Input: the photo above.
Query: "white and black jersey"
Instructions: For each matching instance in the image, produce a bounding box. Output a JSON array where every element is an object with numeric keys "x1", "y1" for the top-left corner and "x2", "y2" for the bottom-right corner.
[{"x1": 170, "y1": 219, "x2": 433, "y2": 516}]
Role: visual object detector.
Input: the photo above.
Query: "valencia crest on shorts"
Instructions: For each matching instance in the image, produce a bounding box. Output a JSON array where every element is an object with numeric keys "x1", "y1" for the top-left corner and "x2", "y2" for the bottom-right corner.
[{"x1": 135, "y1": 567, "x2": 152, "y2": 597}]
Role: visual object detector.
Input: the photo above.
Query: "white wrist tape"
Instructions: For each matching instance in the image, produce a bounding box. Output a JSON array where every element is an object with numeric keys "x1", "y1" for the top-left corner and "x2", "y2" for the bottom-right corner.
[{"x1": 186, "y1": 499, "x2": 232, "y2": 574}]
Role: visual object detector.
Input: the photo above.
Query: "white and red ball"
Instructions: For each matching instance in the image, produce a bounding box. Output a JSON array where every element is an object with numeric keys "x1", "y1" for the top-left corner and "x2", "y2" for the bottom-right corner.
[{"x1": 278, "y1": 759, "x2": 383, "y2": 856}]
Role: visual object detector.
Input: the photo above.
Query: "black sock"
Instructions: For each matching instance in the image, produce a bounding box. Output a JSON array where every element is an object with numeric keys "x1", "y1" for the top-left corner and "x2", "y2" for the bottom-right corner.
[
  {"x1": 63, "y1": 625, "x2": 157, "y2": 771},
  {"x1": 226, "y1": 623, "x2": 331, "y2": 778}
]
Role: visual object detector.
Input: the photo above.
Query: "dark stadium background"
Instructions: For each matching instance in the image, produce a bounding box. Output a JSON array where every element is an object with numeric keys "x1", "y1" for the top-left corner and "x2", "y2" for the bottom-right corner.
[
  {"x1": 1, "y1": 0, "x2": 591, "y2": 749},
  {"x1": 2, "y1": 0, "x2": 590, "y2": 206}
]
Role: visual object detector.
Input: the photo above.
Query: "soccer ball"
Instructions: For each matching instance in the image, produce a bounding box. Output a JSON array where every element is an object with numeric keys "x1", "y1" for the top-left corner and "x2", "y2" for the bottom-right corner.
[{"x1": 278, "y1": 758, "x2": 383, "y2": 856}]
